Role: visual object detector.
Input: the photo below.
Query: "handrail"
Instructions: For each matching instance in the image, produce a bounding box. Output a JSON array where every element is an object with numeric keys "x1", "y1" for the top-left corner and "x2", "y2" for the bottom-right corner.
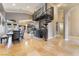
[{"x1": 33, "y1": 7, "x2": 54, "y2": 21}]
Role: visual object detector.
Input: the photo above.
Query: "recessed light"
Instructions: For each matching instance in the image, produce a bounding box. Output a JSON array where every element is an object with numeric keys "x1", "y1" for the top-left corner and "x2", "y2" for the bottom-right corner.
[
  {"x1": 57, "y1": 4, "x2": 67, "y2": 7},
  {"x1": 57, "y1": 4, "x2": 63, "y2": 7},
  {"x1": 12, "y1": 3, "x2": 16, "y2": 6}
]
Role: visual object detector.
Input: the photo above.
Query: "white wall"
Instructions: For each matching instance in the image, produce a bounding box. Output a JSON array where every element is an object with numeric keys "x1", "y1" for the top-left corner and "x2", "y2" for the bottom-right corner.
[
  {"x1": 47, "y1": 6, "x2": 58, "y2": 39},
  {"x1": 48, "y1": 22, "x2": 54, "y2": 39},
  {"x1": 0, "y1": 4, "x2": 6, "y2": 34}
]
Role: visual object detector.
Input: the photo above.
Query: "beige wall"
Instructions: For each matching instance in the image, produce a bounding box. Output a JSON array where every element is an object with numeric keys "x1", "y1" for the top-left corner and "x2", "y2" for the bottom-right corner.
[
  {"x1": 68, "y1": 7, "x2": 79, "y2": 36},
  {"x1": 47, "y1": 4, "x2": 64, "y2": 39}
]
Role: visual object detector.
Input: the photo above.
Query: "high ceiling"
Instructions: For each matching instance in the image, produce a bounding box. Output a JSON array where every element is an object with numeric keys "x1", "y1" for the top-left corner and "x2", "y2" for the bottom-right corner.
[
  {"x1": 2, "y1": 3, "x2": 44, "y2": 15},
  {"x1": 2, "y1": 3, "x2": 79, "y2": 15},
  {"x1": 2, "y1": 3, "x2": 79, "y2": 25}
]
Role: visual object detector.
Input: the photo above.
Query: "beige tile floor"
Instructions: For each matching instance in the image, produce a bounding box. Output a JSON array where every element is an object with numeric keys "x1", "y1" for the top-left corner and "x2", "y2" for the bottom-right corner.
[{"x1": 0, "y1": 33, "x2": 79, "y2": 56}]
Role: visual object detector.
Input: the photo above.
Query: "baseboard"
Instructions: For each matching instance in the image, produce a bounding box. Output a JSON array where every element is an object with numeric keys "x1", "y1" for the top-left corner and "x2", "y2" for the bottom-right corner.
[
  {"x1": 47, "y1": 34, "x2": 60, "y2": 40},
  {"x1": 64, "y1": 38, "x2": 69, "y2": 41},
  {"x1": 47, "y1": 37, "x2": 54, "y2": 40}
]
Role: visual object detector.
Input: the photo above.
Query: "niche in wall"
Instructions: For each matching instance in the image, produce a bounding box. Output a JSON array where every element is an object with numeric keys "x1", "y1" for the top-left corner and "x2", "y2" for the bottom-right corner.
[{"x1": 56, "y1": 22, "x2": 64, "y2": 35}]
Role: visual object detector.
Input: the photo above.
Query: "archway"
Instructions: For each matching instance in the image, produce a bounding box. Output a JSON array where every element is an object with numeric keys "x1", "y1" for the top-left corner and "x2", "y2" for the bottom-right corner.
[{"x1": 65, "y1": 6, "x2": 79, "y2": 42}]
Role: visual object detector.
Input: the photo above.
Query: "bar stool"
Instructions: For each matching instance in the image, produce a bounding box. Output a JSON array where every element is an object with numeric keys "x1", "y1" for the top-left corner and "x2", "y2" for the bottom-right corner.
[{"x1": 0, "y1": 35, "x2": 8, "y2": 45}]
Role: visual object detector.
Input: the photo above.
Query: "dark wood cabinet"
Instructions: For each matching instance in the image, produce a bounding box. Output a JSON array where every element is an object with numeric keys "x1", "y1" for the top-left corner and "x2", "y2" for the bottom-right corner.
[{"x1": 12, "y1": 31, "x2": 20, "y2": 43}]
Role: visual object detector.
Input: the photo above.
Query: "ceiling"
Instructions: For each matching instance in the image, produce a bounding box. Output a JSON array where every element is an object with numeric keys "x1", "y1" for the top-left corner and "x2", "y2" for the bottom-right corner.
[
  {"x1": 2, "y1": 3, "x2": 79, "y2": 25},
  {"x1": 2, "y1": 3, "x2": 44, "y2": 15},
  {"x1": 55, "y1": 3, "x2": 79, "y2": 11},
  {"x1": 2, "y1": 3, "x2": 79, "y2": 15}
]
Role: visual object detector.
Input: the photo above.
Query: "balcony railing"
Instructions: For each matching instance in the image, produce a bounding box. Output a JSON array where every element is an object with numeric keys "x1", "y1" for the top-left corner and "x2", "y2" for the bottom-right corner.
[{"x1": 32, "y1": 5, "x2": 54, "y2": 22}]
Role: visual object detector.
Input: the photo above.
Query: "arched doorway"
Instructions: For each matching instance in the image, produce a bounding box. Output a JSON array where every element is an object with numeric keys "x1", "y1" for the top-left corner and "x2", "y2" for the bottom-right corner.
[{"x1": 65, "y1": 6, "x2": 79, "y2": 42}]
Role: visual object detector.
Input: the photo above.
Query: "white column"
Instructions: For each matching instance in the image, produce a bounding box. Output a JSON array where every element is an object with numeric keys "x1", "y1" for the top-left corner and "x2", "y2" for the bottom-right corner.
[
  {"x1": 7, "y1": 35, "x2": 12, "y2": 48},
  {"x1": 64, "y1": 13, "x2": 69, "y2": 41},
  {"x1": 47, "y1": 22, "x2": 53, "y2": 39}
]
